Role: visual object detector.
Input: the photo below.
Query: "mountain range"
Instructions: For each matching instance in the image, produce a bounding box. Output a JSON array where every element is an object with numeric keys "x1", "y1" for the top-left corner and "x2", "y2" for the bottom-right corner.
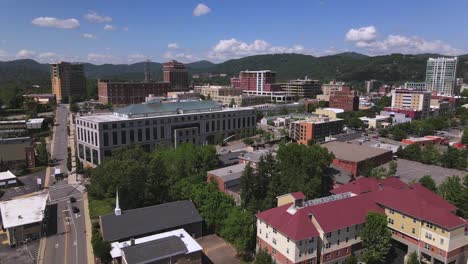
[{"x1": 0, "y1": 52, "x2": 467, "y2": 87}]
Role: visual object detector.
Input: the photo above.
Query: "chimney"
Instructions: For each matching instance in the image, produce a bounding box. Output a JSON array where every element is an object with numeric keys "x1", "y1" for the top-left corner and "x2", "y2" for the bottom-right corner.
[{"x1": 115, "y1": 190, "x2": 121, "y2": 216}]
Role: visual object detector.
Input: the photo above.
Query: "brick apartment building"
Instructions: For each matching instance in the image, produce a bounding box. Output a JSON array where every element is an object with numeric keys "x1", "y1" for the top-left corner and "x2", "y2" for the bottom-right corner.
[
  {"x1": 329, "y1": 90, "x2": 359, "y2": 112},
  {"x1": 230, "y1": 70, "x2": 281, "y2": 94},
  {"x1": 163, "y1": 60, "x2": 189, "y2": 90},
  {"x1": 391, "y1": 89, "x2": 431, "y2": 118},
  {"x1": 321, "y1": 141, "x2": 393, "y2": 176},
  {"x1": 289, "y1": 116, "x2": 344, "y2": 144},
  {"x1": 98, "y1": 79, "x2": 170, "y2": 105},
  {"x1": 257, "y1": 177, "x2": 468, "y2": 264}
]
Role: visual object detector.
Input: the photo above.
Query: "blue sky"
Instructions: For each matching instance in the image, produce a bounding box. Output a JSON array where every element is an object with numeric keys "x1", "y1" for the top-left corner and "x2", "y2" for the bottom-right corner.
[{"x1": 0, "y1": 0, "x2": 467, "y2": 64}]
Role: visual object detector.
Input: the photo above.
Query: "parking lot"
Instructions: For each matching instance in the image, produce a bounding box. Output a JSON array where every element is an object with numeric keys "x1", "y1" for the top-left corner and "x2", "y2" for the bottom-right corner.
[
  {"x1": 197, "y1": 234, "x2": 241, "y2": 264},
  {"x1": 379, "y1": 158, "x2": 466, "y2": 185}
]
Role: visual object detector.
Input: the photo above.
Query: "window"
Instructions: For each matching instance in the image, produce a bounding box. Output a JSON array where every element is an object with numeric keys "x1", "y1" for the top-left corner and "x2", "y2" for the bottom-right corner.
[
  {"x1": 146, "y1": 128, "x2": 150, "y2": 141},
  {"x1": 287, "y1": 238, "x2": 289, "y2": 243},
  {"x1": 103, "y1": 132, "x2": 109, "y2": 146},
  {"x1": 130, "y1": 130, "x2": 135, "y2": 143},
  {"x1": 325, "y1": 243, "x2": 331, "y2": 249},
  {"x1": 266, "y1": 233, "x2": 268, "y2": 239},
  {"x1": 272, "y1": 248, "x2": 276, "y2": 254},
  {"x1": 286, "y1": 248, "x2": 289, "y2": 254},
  {"x1": 299, "y1": 240, "x2": 302, "y2": 246},
  {"x1": 308, "y1": 248, "x2": 313, "y2": 254},
  {"x1": 272, "y1": 238, "x2": 277, "y2": 245},
  {"x1": 401, "y1": 224, "x2": 405, "y2": 229},
  {"x1": 121, "y1": 131, "x2": 126, "y2": 144},
  {"x1": 309, "y1": 238, "x2": 314, "y2": 243},
  {"x1": 259, "y1": 229, "x2": 262, "y2": 234},
  {"x1": 112, "y1": 131, "x2": 118, "y2": 145},
  {"x1": 138, "y1": 129, "x2": 142, "y2": 141},
  {"x1": 326, "y1": 232, "x2": 331, "y2": 238},
  {"x1": 388, "y1": 218, "x2": 394, "y2": 224},
  {"x1": 273, "y1": 228, "x2": 277, "y2": 234},
  {"x1": 389, "y1": 209, "x2": 395, "y2": 214},
  {"x1": 325, "y1": 254, "x2": 331, "y2": 260},
  {"x1": 346, "y1": 227, "x2": 349, "y2": 232},
  {"x1": 153, "y1": 127, "x2": 158, "y2": 140},
  {"x1": 345, "y1": 237, "x2": 348, "y2": 243},
  {"x1": 426, "y1": 223, "x2": 433, "y2": 229},
  {"x1": 440, "y1": 238, "x2": 444, "y2": 245},
  {"x1": 413, "y1": 219, "x2": 417, "y2": 223},
  {"x1": 425, "y1": 233, "x2": 432, "y2": 240},
  {"x1": 412, "y1": 228, "x2": 415, "y2": 234},
  {"x1": 160, "y1": 127, "x2": 165, "y2": 138},
  {"x1": 337, "y1": 239, "x2": 340, "y2": 245},
  {"x1": 424, "y1": 243, "x2": 430, "y2": 250},
  {"x1": 338, "y1": 230, "x2": 341, "y2": 235}
]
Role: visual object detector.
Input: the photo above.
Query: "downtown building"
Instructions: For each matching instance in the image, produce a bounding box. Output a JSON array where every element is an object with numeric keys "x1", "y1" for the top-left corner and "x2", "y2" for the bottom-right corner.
[
  {"x1": 163, "y1": 60, "x2": 189, "y2": 90},
  {"x1": 425, "y1": 57, "x2": 458, "y2": 96},
  {"x1": 98, "y1": 79, "x2": 171, "y2": 105},
  {"x1": 194, "y1": 85, "x2": 270, "y2": 106},
  {"x1": 51, "y1": 62, "x2": 86, "y2": 102},
  {"x1": 329, "y1": 90, "x2": 359, "y2": 112},
  {"x1": 256, "y1": 177, "x2": 468, "y2": 264},
  {"x1": 389, "y1": 89, "x2": 431, "y2": 119},
  {"x1": 75, "y1": 100, "x2": 256, "y2": 166},
  {"x1": 279, "y1": 78, "x2": 322, "y2": 99},
  {"x1": 289, "y1": 115, "x2": 344, "y2": 144}
]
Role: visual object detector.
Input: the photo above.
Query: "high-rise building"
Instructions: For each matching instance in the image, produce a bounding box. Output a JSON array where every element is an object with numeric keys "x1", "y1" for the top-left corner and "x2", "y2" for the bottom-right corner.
[
  {"x1": 98, "y1": 80, "x2": 170, "y2": 105},
  {"x1": 321, "y1": 81, "x2": 351, "y2": 96},
  {"x1": 391, "y1": 89, "x2": 431, "y2": 118},
  {"x1": 51, "y1": 62, "x2": 86, "y2": 102},
  {"x1": 364, "y1": 80, "x2": 381, "y2": 94},
  {"x1": 289, "y1": 115, "x2": 344, "y2": 144},
  {"x1": 329, "y1": 90, "x2": 359, "y2": 112},
  {"x1": 162, "y1": 60, "x2": 189, "y2": 90},
  {"x1": 279, "y1": 78, "x2": 322, "y2": 99},
  {"x1": 230, "y1": 70, "x2": 281, "y2": 94},
  {"x1": 425, "y1": 57, "x2": 458, "y2": 96}
]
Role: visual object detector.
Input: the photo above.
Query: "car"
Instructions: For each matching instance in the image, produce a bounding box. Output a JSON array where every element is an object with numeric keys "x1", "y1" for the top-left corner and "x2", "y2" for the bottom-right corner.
[
  {"x1": 72, "y1": 206, "x2": 80, "y2": 213},
  {"x1": 69, "y1": 197, "x2": 76, "y2": 203}
]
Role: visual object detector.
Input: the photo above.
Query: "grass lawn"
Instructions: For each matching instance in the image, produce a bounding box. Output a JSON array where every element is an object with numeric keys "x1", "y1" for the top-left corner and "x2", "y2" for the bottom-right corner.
[{"x1": 89, "y1": 197, "x2": 115, "y2": 219}]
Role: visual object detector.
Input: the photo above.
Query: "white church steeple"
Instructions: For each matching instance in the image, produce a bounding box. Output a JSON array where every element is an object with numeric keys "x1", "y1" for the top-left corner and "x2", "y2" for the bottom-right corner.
[{"x1": 115, "y1": 190, "x2": 121, "y2": 216}]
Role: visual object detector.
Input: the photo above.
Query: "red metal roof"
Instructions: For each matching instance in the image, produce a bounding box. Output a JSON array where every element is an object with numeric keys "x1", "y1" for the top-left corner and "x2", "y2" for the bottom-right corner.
[{"x1": 290, "y1": 192, "x2": 305, "y2": 200}]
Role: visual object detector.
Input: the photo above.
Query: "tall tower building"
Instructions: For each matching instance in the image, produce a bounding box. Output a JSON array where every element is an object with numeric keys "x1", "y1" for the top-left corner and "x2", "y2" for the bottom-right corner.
[
  {"x1": 162, "y1": 60, "x2": 189, "y2": 90},
  {"x1": 51, "y1": 62, "x2": 86, "y2": 102},
  {"x1": 425, "y1": 57, "x2": 458, "y2": 96}
]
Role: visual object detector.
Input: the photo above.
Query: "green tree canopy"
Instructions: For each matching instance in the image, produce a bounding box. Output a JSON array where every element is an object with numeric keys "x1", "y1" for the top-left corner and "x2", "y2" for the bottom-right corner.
[
  {"x1": 418, "y1": 175, "x2": 437, "y2": 193},
  {"x1": 360, "y1": 212, "x2": 392, "y2": 264}
]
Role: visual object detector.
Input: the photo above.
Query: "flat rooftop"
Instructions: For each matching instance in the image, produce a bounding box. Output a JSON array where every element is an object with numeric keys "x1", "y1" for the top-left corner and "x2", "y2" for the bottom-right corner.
[
  {"x1": 207, "y1": 163, "x2": 246, "y2": 182},
  {"x1": 0, "y1": 170, "x2": 16, "y2": 181},
  {"x1": 0, "y1": 193, "x2": 49, "y2": 229},
  {"x1": 322, "y1": 141, "x2": 392, "y2": 162}
]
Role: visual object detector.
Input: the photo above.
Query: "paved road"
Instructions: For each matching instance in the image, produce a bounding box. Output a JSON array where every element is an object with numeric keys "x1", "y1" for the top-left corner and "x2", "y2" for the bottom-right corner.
[{"x1": 41, "y1": 104, "x2": 89, "y2": 264}]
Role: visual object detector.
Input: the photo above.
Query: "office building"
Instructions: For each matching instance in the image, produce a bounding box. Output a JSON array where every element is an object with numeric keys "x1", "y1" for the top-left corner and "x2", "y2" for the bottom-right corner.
[
  {"x1": 321, "y1": 81, "x2": 351, "y2": 96},
  {"x1": 75, "y1": 100, "x2": 256, "y2": 166},
  {"x1": 365, "y1": 80, "x2": 381, "y2": 94},
  {"x1": 313, "y1": 108, "x2": 344, "y2": 119},
  {"x1": 162, "y1": 60, "x2": 189, "y2": 90},
  {"x1": 404, "y1": 82, "x2": 426, "y2": 90},
  {"x1": 230, "y1": 70, "x2": 281, "y2": 94},
  {"x1": 0, "y1": 137, "x2": 36, "y2": 170},
  {"x1": 289, "y1": 116, "x2": 344, "y2": 144},
  {"x1": 391, "y1": 89, "x2": 431, "y2": 118},
  {"x1": 279, "y1": 78, "x2": 322, "y2": 99},
  {"x1": 329, "y1": 90, "x2": 359, "y2": 112},
  {"x1": 257, "y1": 177, "x2": 467, "y2": 264},
  {"x1": 98, "y1": 79, "x2": 171, "y2": 105},
  {"x1": 321, "y1": 141, "x2": 393, "y2": 176},
  {"x1": 194, "y1": 85, "x2": 270, "y2": 106},
  {"x1": 51, "y1": 62, "x2": 86, "y2": 102},
  {"x1": 425, "y1": 57, "x2": 458, "y2": 96},
  {"x1": 207, "y1": 163, "x2": 246, "y2": 205}
]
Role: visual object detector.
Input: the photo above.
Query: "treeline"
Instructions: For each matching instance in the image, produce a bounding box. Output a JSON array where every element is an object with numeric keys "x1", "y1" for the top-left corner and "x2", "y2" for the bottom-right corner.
[{"x1": 398, "y1": 144, "x2": 467, "y2": 170}]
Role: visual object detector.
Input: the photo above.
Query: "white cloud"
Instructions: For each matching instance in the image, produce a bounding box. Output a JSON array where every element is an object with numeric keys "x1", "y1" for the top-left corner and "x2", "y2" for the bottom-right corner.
[
  {"x1": 208, "y1": 38, "x2": 306, "y2": 60},
  {"x1": 345, "y1": 26, "x2": 377, "y2": 42},
  {"x1": 168, "y1": 43, "x2": 179, "y2": 49},
  {"x1": 84, "y1": 11, "x2": 112, "y2": 23},
  {"x1": 0, "y1": 49, "x2": 9, "y2": 60},
  {"x1": 104, "y1": 24, "x2": 117, "y2": 31},
  {"x1": 193, "y1": 3, "x2": 211, "y2": 16},
  {"x1": 346, "y1": 26, "x2": 464, "y2": 55},
  {"x1": 163, "y1": 51, "x2": 198, "y2": 62},
  {"x1": 82, "y1": 33, "x2": 97, "y2": 39},
  {"x1": 31, "y1": 17, "x2": 80, "y2": 29},
  {"x1": 127, "y1": 54, "x2": 147, "y2": 62},
  {"x1": 37, "y1": 52, "x2": 58, "y2": 62},
  {"x1": 87, "y1": 53, "x2": 124, "y2": 64},
  {"x1": 16, "y1": 49, "x2": 36, "y2": 58}
]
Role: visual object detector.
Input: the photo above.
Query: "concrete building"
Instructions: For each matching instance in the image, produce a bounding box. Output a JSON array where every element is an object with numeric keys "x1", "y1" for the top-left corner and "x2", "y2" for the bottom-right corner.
[
  {"x1": 100, "y1": 199, "x2": 203, "y2": 242},
  {"x1": 391, "y1": 89, "x2": 431, "y2": 118},
  {"x1": 109, "y1": 229, "x2": 203, "y2": 264},
  {"x1": 322, "y1": 141, "x2": 393, "y2": 176},
  {"x1": 379, "y1": 85, "x2": 392, "y2": 95},
  {"x1": 380, "y1": 110, "x2": 413, "y2": 124},
  {"x1": 425, "y1": 57, "x2": 458, "y2": 96},
  {"x1": 238, "y1": 149, "x2": 275, "y2": 169},
  {"x1": 0, "y1": 170, "x2": 17, "y2": 188},
  {"x1": 279, "y1": 78, "x2": 322, "y2": 99},
  {"x1": 329, "y1": 90, "x2": 359, "y2": 112},
  {"x1": 0, "y1": 193, "x2": 49, "y2": 245},
  {"x1": 404, "y1": 82, "x2": 427, "y2": 90},
  {"x1": 162, "y1": 60, "x2": 189, "y2": 90},
  {"x1": 359, "y1": 116, "x2": 391, "y2": 129},
  {"x1": 23, "y1": 94, "x2": 56, "y2": 104},
  {"x1": 75, "y1": 100, "x2": 256, "y2": 166},
  {"x1": 258, "y1": 177, "x2": 468, "y2": 264},
  {"x1": 401, "y1": 136, "x2": 445, "y2": 147},
  {"x1": 194, "y1": 85, "x2": 270, "y2": 106},
  {"x1": 313, "y1": 108, "x2": 344, "y2": 119},
  {"x1": 51, "y1": 62, "x2": 86, "y2": 102},
  {"x1": 0, "y1": 137, "x2": 35, "y2": 170},
  {"x1": 321, "y1": 81, "x2": 351, "y2": 96},
  {"x1": 289, "y1": 116, "x2": 344, "y2": 144},
  {"x1": 98, "y1": 79, "x2": 171, "y2": 105},
  {"x1": 365, "y1": 80, "x2": 381, "y2": 94},
  {"x1": 231, "y1": 70, "x2": 281, "y2": 93},
  {"x1": 430, "y1": 98, "x2": 452, "y2": 116},
  {"x1": 207, "y1": 163, "x2": 246, "y2": 205}
]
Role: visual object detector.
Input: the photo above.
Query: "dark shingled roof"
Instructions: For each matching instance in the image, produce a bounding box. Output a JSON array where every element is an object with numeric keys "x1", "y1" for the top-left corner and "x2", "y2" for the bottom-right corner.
[
  {"x1": 122, "y1": 236, "x2": 188, "y2": 264},
  {"x1": 100, "y1": 200, "x2": 202, "y2": 242}
]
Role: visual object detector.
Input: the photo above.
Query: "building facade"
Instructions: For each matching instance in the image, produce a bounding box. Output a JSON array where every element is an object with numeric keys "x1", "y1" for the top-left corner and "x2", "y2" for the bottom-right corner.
[
  {"x1": 0, "y1": 137, "x2": 35, "y2": 170},
  {"x1": 404, "y1": 82, "x2": 427, "y2": 90},
  {"x1": 195, "y1": 85, "x2": 270, "y2": 106},
  {"x1": 75, "y1": 100, "x2": 256, "y2": 166},
  {"x1": 289, "y1": 116, "x2": 344, "y2": 144},
  {"x1": 321, "y1": 82, "x2": 350, "y2": 96},
  {"x1": 230, "y1": 70, "x2": 281, "y2": 94},
  {"x1": 365, "y1": 80, "x2": 382, "y2": 94},
  {"x1": 425, "y1": 57, "x2": 458, "y2": 96},
  {"x1": 329, "y1": 90, "x2": 359, "y2": 112},
  {"x1": 391, "y1": 89, "x2": 431, "y2": 118},
  {"x1": 51, "y1": 62, "x2": 86, "y2": 102},
  {"x1": 280, "y1": 78, "x2": 322, "y2": 99},
  {"x1": 23, "y1": 94, "x2": 56, "y2": 104},
  {"x1": 162, "y1": 60, "x2": 189, "y2": 90},
  {"x1": 98, "y1": 79, "x2": 171, "y2": 105}
]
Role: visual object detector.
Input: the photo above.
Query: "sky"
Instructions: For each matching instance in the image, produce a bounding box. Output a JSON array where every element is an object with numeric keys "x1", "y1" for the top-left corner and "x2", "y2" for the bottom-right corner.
[{"x1": 0, "y1": 0, "x2": 467, "y2": 64}]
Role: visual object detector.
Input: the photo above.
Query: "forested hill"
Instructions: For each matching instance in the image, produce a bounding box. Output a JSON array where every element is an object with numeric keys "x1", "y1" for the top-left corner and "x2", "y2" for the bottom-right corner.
[{"x1": 0, "y1": 52, "x2": 467, "y2": 85}]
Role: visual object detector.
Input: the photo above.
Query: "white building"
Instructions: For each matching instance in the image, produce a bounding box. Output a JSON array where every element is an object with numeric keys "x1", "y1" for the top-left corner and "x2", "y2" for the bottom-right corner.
[
  {"x1": 425, "y1": 57, "x2": 458, "y2": 96},
  {"x1": 0, "y1": 170, "x2": 17, "y2": 187}
]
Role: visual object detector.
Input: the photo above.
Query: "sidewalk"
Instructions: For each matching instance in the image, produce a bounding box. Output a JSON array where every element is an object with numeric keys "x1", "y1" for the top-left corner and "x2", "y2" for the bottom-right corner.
[
  {"x1": 68, "y1": 111, "x2": 78, "y2": 185},
  {"x1": 83, "y1": 192, "x2": 94, "y2": 264}
]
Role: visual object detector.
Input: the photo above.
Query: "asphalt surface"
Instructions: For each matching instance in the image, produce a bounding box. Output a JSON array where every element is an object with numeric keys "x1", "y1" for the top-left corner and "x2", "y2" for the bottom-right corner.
[
  {"x1": 41, "y1": 105, "x2": 89, "y2": 264},
  {"x1": 0, "y1": 170, "x2": 45, "y2": 201}
]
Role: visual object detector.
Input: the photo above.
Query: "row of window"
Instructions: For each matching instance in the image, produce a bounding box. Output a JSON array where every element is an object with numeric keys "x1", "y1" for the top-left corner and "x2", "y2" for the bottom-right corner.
[
  {"x1": 101, "y1": 127, "x2": 166, "y2": 146},
  {"x1": 325, "y1": 236, "x2": 356, "y2": 249}
]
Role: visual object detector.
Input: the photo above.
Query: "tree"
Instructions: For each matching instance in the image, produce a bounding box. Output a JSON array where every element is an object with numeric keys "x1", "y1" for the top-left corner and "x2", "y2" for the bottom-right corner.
[
  {"x1": 440, "y1": 147, "x2": 467, "y2": 170},
  {"x1": 391, "y1": 128, "x2": 407, "y2": 141},
  {"x1": 243, "y1": 138, "x2": 254, "y2": 145},
  {"x1": 220, "y1": 207, "x2": 256, "y2": 257},
  {"x1": 438, "y1": 176, "x2": 468, "y2": 217},
  {"x1": 229, "y1": 98, "x2": 236, "y2": 108},
  {"x1": 279, "y1": 107, "x2": 289, "y2": 115},
  {"x1": 462, "y1": 127, "x2": 468, "y2": 145},
  {"x1": 91, "y1": 229, "x2": 112, "y2": 263},
  {"x1": 206, "y1": 93, "x2": 211, "y2": 100},
  {"x1": 420, "y1": 143, "x2": 440, "y2": 165},
  {"x1": 254, "y1": 249, "x2": 274, "y2": 264},
  {"x1": 398, "y1": 144, "x2": 422, "y2": 162},
  {"x1": 407, "y1": 251, "x2": 420, "y2": 264},
  {"x1": 343, "y1": 255, "x2": 358, "y2": 264},
  {"x1": 36, "y1": 138, "x2": 49, "y2": 166},
  {"x1": 240, "y1": 163, "x2": 257, "y2": 212},
  {"x1": 360, "y1": 212, "x2": 392, "y2": 264},
  {"x1": 418, "y1": 175, "x2": 437, "y2": 192},
  {"x1": 347, "y1": 117, "x2": 365, "y2": 129},
  {"x1": 387, "y1": 161, "x2": 398, "y2": 176}
]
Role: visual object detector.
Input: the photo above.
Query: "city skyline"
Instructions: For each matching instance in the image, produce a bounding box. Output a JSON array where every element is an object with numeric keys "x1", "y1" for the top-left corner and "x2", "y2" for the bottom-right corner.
[{"x1": 0, "y1": 0, "x2": 467, "y2": 64}]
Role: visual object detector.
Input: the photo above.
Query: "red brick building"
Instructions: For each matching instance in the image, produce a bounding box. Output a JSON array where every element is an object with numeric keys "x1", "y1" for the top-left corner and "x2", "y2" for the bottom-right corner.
[
  {"x1": 162, "y1": 60, "x2": 189, "y2": 90},
  {"x1": 383, "y1": 107, "x2": 423, "y2": 119},
  {"x1": 98, "y1": 80, "x2": 170, "y2": 105},
  {"x1": 321, "y1": 141, "x2": 393, "y2": 176},
  {"x1": 230, "y1": 70, "x2": 281, "y2": 93},
  {"x1": 329, "y1": 90, "x2": 359, "y2": 112}
]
